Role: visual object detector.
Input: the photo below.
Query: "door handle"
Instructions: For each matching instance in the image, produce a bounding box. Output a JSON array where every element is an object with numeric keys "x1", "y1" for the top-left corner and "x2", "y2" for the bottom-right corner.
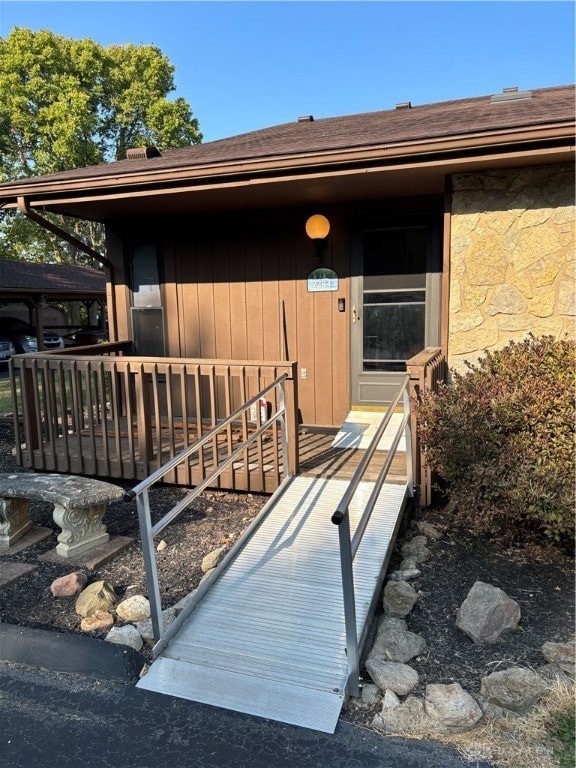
[{"x1": 352, "y1": 305, "x2": 359, "y2": 324}]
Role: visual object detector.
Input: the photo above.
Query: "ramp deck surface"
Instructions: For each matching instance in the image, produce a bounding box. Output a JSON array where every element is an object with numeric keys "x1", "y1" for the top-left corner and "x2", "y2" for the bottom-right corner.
[{"x1": 138, "y1": 474, "x2": 408, "y2": 733}]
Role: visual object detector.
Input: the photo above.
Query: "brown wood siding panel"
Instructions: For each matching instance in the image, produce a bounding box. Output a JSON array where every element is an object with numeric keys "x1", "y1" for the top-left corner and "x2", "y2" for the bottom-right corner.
[
  {"x1": 244, "y1": 234, "x2": 264, "y2": 361},
  {"x1": 196, "y1": 240, "x2": 216, "y2": 358},
  {"x1": 213, "y1": 239, "x2": 232, "y2": 360},
  {"x1": 260, "y1": 232, "x2": 280, "y2": 362},
  {"x1": 295, "y1": 231, "x2": 316, "y2": 423},
  {"x1": 277, "y1": 231, "x2": 297, "y2": 363},
  {"x1": 180, "y1": 238, "x2": 201, "y2": 358},
  {"x1": 228, "y1": 236, "x2": 248, "y2": 360},
  {"x1": 313, "y1": 290, "x2": 334, "y2": 425},
  {"x1": 162, "y1": 239, "x2": 182, "y2": 358}
]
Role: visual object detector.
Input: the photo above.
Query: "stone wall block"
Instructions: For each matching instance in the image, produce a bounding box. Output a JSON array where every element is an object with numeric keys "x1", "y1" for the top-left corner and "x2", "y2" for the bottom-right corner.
[
  {"x1": 517, "y1": 209, "x2": 551, "y2": 229},
  {"x1": 531, "y1": 258, "x2": 562, "y2": 287},
  {"x1": 558, "y1": 280, "x2": 575, "y2": 315},
  {"x1": 486, "y1": 284, "x2": 527, "y2": 315},
  {"x1": 528, "y1": 288, "x2": 556, "y2": 318}
]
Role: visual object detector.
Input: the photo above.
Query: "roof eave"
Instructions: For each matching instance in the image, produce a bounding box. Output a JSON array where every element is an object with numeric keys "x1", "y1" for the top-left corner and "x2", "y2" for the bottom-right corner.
[{"x1": 0, "y1": 121, "x2": 573, "y2": 209}]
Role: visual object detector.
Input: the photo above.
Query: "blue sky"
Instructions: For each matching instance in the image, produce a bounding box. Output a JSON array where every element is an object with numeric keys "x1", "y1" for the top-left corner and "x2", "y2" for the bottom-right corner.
[{"x1": 0, "y1": 1, "x2": 574, "y2": 142}]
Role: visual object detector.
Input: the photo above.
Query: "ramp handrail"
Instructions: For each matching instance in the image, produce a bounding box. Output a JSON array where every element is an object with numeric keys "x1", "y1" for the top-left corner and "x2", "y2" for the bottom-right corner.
[
  {"x1": 331, "y1": 376, "x2": 413, "y2": 697},
  {"x1": 127, "y1": 374, "x2": 292, "y2": 656}
]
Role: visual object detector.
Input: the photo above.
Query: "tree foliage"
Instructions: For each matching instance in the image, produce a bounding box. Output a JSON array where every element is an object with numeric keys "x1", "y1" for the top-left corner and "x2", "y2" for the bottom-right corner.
[{"x1": 0, "y1": 27, "x2": 202, "y2": 265}]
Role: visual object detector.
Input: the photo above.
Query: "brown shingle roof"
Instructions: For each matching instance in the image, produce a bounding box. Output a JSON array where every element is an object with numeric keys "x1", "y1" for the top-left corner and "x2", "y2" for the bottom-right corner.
[
  {"x1": 0, "y1": 85, "x2": 573, "y2": 188},
  {"x1": 0, "y1": 260, "x2": 105, "y2": 296}
]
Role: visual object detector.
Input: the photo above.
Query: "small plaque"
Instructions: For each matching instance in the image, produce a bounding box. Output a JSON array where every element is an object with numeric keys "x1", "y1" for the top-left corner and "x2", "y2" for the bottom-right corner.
[{"x1": 307, "y1": 267, "x2": 339, "y2": 292}]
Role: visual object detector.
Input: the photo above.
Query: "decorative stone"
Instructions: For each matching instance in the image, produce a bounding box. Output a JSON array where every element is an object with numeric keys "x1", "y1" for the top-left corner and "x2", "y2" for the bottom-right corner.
[
  {"x1": 382, "y1": 689, "x2": 401, "y2": 709},
  {"x1": 388, "y1": 567, "x2": 421, "y2": 582},
  {"x1": 50, "y1": 571, "x2": 87, "y2": 597},
  {"x1": 456, "y1": 581, "x2": 520, "y2": 644},
  {"x1": 364, "y1": 656, "x2": 419, "y2": 696},
  {"x1": 416, "y1": 522, "x2": 442, "y2": 540},
  {"x1": 105, "y1": 624, "x2": 144, "y2": 651},
  {"x1": 373, "y1": 695, "x2": 430, "y2": 734},
  {"x1": 80, "y1": 610, "x2": 114, "y2": 633},
  {"x1": 201, "y1": 545, "x2": 227, "y2": 573},
  {"x1": 136, "y1": 607, "x2": 177, "y2": 644},
  {"x1": 116, "y1": 595, "x2": 151, "y2": 623},
  {"x1": 480, "y1": 667, "x2": 548, "y2": 714},
  {"x1": 373, "y1": 618, "x2": 426, "y2": 664},
  {"x1": 75, "y1": 580, "x2": 117, "y2": 617},
  {"x1": 383, "y1": 581, "x2": 419, "y2": 618},
  {"x1": 360, "y1": 684, "x2": 381, "y2": 707},
  {"x1": 401, "y1": 536, "x2": 430, "y2": 564},
  {"x1": 541, "y1": 640, "x2": 575, "y2": 674},
  {"x1": 157, "y1": 539, "x2": 168, "y2": 551},
  {"x1": 424, "y1": 683, "x2": 483, "y2": 732}
]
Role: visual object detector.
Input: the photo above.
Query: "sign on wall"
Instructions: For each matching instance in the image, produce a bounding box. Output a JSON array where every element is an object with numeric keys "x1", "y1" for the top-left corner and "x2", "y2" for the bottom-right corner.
[{"x1": 307, "y1": 267, "x2": 339, "y2": 292}]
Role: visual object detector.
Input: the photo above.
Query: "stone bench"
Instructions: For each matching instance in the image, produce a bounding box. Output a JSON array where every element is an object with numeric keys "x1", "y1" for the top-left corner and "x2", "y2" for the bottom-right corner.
[{"x1": 0, "y1": 473, "x2": 124, "y2": 558}]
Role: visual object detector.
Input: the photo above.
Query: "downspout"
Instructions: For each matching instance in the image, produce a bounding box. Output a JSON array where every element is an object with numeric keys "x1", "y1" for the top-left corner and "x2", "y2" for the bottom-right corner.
[{"x1": 16, "y1": 196, "x2": 118, "y2": 341}]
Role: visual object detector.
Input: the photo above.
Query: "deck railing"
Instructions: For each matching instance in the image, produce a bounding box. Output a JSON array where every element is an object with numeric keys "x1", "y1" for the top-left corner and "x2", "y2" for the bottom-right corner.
[
  {"x1": 406, "y1": 347, "x2": 447, "y2": 508},
  {"x1": 331, "y1": 375, "x2": 413, "y2": 697},
  {"x1": 9, "y1": 350, "x2": 299, "y2": 493}
]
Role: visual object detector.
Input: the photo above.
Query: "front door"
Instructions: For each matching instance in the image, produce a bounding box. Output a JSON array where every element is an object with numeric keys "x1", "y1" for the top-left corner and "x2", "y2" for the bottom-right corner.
[{"x1": 351, "y1": 218, "x2": 441, "y2": 405}]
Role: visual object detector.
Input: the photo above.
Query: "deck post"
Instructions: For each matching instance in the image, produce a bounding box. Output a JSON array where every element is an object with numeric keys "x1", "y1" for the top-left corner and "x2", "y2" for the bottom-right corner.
[{"x1": 134, "y1": 363, "x2": 154, "y2": 467}]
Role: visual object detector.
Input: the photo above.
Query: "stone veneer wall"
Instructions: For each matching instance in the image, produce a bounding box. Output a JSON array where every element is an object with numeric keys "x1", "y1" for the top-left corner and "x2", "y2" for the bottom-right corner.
[{"x1": 448, "y1": 164, "x2": 574, "y2": 372}]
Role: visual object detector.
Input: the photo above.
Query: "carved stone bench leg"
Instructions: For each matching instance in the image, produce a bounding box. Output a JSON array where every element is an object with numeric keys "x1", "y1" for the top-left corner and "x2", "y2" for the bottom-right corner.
[
  {"x1": 0, "y1": 497, "x2": 32, "y2": 549},
  {"x1": 53, "y1": 502, "x2": 110, "y2": 558}
]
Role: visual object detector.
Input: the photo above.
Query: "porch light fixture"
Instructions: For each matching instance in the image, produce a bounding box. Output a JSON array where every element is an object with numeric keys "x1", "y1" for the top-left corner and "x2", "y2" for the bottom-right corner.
[
  {"x1": 305, "y1": 214, "x2": 330, "y2": 262},
  {"x1": 305, "y1": 214, "x2": 330, "y2": 241}
]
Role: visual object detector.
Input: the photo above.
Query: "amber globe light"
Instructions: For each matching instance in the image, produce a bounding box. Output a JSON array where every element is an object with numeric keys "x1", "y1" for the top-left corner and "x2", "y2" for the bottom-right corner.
[{"x1": 305, "y1": 214, "x2": 330, "y2": 240}]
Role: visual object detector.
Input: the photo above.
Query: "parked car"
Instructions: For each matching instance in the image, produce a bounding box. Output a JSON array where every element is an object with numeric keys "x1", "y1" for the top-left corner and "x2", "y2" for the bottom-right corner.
[
  {"x1": 0, "y1": 317, "x2": 65, "y2": 353},
  {"x1": 0, "y1": 336, "x2": 16, "y2": 361}
]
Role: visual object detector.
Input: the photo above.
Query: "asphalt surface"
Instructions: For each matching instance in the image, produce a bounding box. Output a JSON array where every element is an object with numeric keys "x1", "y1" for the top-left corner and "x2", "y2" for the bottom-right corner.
[{"x1": 0, "y1": 625, "x2": 495, "y2": 768}]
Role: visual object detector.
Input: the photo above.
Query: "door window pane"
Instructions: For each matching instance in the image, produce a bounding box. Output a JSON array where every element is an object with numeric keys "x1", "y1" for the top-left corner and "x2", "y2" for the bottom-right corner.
[{"x1": 363, "y1": 303, "x2": 425, "y2": 371}]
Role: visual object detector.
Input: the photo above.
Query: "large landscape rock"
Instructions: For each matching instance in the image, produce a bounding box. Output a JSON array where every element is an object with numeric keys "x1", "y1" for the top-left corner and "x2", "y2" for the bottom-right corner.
[
  {"x1": 50, "y1": 571, "x2": 87, "y2": 597},
  {"x1": 201, "y1": 545, "x2": 227, "y2": 573},
  {"x1": 105, "y1": 624, "x2": 144, "y2": 651},
  {"x1": 373, "y1": 695, "x2": 430, "y2": 734},
  {"x1": 456, "y1": 581, "x2": 520, "y2": 643},
  {"x1": 401, "y1": 535, "x2": 430, "y2": 564},
  {"x1": 365, "y1": 656, "x2": 419, "y2": 696},
  {"x1": 480, "y1": 667, "x2": 548, "y2": 713},
  {"x1": 75, "y1": 580, "x2": 117, "y2": 617},
  {"x1": 372, "y1": 617, "x2": 426, "y2": 663},
  {"x1": 116, "y1": 595, "x2": 151, "y2": 623},
  {"x1": 541, "y1": 640, "x2": 575, "y2": 675},
  {"x1": 383, "y1": 581, "x2": 419, "y2": 618},
  {"x1": 424, "y1": 683, "x2": 483, "y2": 732}
]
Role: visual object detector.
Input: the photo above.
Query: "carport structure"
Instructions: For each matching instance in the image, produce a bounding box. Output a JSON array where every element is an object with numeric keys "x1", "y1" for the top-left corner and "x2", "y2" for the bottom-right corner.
[{"x1": 0, "y1": 260, "x2": 107, "y2": 348}]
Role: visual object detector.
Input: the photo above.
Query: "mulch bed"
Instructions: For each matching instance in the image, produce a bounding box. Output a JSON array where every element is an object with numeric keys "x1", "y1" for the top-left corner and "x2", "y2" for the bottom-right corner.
[{"x1": 0, "y1": 419, "x2": 573, "y2": 721}]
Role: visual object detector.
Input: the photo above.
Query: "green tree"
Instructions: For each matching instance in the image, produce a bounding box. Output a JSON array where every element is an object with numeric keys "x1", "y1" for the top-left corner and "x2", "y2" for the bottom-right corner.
[{"x1": 0, "y1": 27, "x2": 202, "y2": 265}]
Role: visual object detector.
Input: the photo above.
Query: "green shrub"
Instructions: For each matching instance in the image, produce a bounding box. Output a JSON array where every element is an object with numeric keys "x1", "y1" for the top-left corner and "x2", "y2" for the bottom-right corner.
[{"x1": 416, "y1": 335, "x2": 575, "y2": 543}]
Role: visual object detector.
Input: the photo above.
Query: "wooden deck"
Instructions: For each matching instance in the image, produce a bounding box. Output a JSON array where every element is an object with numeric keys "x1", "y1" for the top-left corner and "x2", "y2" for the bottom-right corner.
[{"x1": 21, "y1": 422, "x2": 406, "y2": 493}]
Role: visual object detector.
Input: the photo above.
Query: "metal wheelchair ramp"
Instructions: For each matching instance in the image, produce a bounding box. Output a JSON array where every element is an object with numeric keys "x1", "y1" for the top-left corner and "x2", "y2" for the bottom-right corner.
[{"x1": 137, "y1": 474, "x2": 408, "y2": 733}]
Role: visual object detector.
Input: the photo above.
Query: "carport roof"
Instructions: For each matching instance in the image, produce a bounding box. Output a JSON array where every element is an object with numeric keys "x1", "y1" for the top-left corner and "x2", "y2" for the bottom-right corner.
[{"x1": 0, "y1": 260, "x2": 106, "y2": 301}]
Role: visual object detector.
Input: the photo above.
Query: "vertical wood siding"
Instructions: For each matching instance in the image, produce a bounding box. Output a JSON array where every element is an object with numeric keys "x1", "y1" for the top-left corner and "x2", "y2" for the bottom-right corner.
[{"x1": 163, "y1": 211, "x2": 350, "y2": 427}]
